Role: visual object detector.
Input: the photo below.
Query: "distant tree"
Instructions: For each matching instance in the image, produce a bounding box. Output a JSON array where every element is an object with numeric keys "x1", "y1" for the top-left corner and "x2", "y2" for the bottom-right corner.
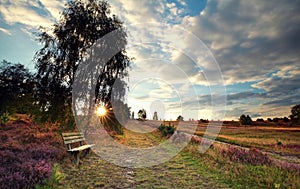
[
  {"x1": 138, "y1": 110, "x2": 142, "y2": 119},
  {"x1": 283, "y1": 117, "x2": 289, "y2": 122},
  {"x1": 267, "y1": 118, "x2": 272, "y2": 122},
  {"x1": 138, "y1": 109, "x2": 146, "y2": 120},
  {"x1": 239, "y1": 114, "x2": 252, "y2": 125},
  {"x1": 199, "y1": 119, "x2": 209, "y2": 123},
  {"x1": 131, "y1": 111, "x2": 134, "y2": 119},
  {"x1": 0, "y1": 60, "x2": 36, "y2": 115},
  {"x1": 177, "y1": 115, "x2": 184, "y2": 121},
  {"x1": 153, "y1": 111, "x2": 158, "y2": 120},
  {"x1": 142, "y1": 109, "x2": 147, "y2": 120},
  {"x1": 290, "y1": 104, "x2": 300, "y2": 125},
  {"x1": 256, "y1": 118, "x2": 264, "y2": 122},
  {"x1": 273, "y1": 117, "x2": 279, "y2": 122},
  {"x1": 34, "y1": 0, "x2": 130, "y2": 130}
]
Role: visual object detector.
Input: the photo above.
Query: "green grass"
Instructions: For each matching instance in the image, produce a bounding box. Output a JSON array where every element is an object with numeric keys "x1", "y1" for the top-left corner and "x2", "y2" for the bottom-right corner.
[{"x1": 54, "y1": 124, "x2": 300, "y2": 188}]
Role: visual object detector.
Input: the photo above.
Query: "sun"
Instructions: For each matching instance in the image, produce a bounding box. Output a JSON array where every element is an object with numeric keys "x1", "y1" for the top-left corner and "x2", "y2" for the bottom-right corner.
[{"x1": 96, "y1": 106, "x2": 107, "y2": 116}]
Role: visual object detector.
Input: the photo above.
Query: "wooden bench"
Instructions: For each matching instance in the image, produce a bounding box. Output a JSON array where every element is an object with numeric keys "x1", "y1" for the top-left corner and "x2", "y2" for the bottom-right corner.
[{"x1": 62, "y1": 132, "x2": 95, "y2": 165}]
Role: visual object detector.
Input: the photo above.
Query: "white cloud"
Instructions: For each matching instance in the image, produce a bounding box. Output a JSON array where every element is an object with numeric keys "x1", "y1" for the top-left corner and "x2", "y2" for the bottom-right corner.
[
  {"x1": 0, "y1": 0, "x2": 54, "y2": 28},
  {"x1": 177, "y1": 0, "x2": 187, "y2": 6},
  {"x1": 39, "y1": 0, "x2": 66, "y2": 21},
  {"x1": 0, "y1": 27, "x2": 11, "y2": 35},
  {"x1": 0, "y1": 0, "x2": 298, "y2": 120}
]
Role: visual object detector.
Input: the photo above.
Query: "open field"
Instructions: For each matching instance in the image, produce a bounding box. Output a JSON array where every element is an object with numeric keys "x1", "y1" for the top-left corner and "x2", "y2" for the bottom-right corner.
[
  {"x1": 53, "y1": 120, "x2": 300, "y2": 188},
  {"x1": 194, "y1": 123, "x2": 300, "y2": 157},
  {"x1": 153, "y1": 120, "x2": 300, "y2": 157},
  {"x1": 1, "y1": 119, "x2": 299, "y2": 188}
]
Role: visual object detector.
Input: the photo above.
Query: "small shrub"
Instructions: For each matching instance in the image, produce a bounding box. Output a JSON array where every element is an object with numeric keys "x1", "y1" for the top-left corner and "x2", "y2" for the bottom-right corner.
[
  {"x1": 221, "y1": 147, "x2": 272, "y2": 166},
  {"x1": 0, "y1": 111, "x2": 10, "y2": 124},
  {"x1": 158, "y1": 124, "x2": 175, "y2": 137},
  {"x1": 35, "y1": 163, "x2": 65, "y2": 189},
  {"x1": 276, "y1": 140, "x2": 283, "y2": 146},
  {"x1": 0, "y1": 121, "x2": 67, "y2": 188}
]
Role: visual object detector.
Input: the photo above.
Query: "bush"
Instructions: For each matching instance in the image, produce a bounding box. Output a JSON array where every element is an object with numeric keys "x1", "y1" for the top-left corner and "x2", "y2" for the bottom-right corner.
[
  {"x1": 0, "y1": 111, "x2": 10, "y2": 124},
  {"x1": 36, "y1": 163, "x2": 65, "y2": 189},
  {"x1": 0, "y1": 121, "x2": 67, "y2": 188},
  {"x1": 220, "y1": 147, "x2": 272, "y2": 166},
  {"x1": 158, "y1": 124, "x2": 175, "y2": 137}
]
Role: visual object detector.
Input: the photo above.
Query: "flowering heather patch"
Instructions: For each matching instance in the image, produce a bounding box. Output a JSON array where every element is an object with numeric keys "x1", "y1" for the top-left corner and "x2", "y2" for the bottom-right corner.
[
  {"x1": 0, "y1": 120, "x2": 67, "y2": 188},
  {"x1": 283, "y1": 144, "x2": 300, "y2": 150},
  {"x1": 275, "y1": 161, "x2": 300, "y2": 174},
  {"x1": 220, "y1": 146, "x2": 272, "y2": 166}
]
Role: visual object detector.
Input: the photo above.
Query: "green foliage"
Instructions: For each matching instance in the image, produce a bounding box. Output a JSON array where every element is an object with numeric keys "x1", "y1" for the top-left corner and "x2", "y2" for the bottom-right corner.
[
  {"x1": 0, "y1": 111, "x2": 10, "y2": 124},
  {"x1": 158, "y1": 124, "x2": 175, "y2": 137},
  {"x1": 0, "y1": 60, "x2": 37, "y2": 115},
  {"x1": 34, "y1": 0, "x2": 130, "y2": 131},
  {"x1": 239, "y1": 114, "x2": 252, "y2": 125},
  {"x1": 35, "y1": 164, "x2": 64, "y2": 189}
]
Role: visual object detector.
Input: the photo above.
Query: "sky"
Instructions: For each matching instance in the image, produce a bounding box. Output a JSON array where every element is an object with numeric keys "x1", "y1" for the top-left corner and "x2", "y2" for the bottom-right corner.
[{"x1": 0, "y1": 0, "x2": 300, "y2": 121}]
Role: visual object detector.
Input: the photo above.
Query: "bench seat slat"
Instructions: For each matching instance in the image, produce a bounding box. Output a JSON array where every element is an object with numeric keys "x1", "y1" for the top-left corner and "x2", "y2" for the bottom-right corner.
[
  {"x1": 62, "y1": 132, "x2": 84, "y2": 137},
  {"x1": 67, "y1": 144, "x2": 95, "y2": 152},
  {"x1": 63, "y1": 135, "x2": 85, "y2": 141}
]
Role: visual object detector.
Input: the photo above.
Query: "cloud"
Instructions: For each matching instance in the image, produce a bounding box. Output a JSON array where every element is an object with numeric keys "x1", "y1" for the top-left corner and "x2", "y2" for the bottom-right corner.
[
  {"x1": 0, "y1": 0, "x2": 54, "y2": 28},
  {"x1": 181, "y1": 0, "x2": 300, "y2": 85},
  {"x1": 227, "y1": 91, "x2": 266, "y2": 101},
  {"x1": 0, "y1": 27, "x2": 11, "y2": 35},
  {"x1": 39, "y1": 0, "x2": 66, "y2": 21},
  {"x1": 0, "y1": 0, "x2": 298, "y2": 120}
]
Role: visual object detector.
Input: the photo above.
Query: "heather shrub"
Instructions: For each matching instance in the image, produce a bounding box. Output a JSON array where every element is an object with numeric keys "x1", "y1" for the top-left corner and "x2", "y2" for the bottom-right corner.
[
  {"x1": 221, "y1": 147, "x2": 272, "y2": 166},
  {"x1": 0, "y1": 121, "x2": 67, "y2": 188},
  {"x1": 35, "y1": 164, "x2": 65, "y2": 189}
]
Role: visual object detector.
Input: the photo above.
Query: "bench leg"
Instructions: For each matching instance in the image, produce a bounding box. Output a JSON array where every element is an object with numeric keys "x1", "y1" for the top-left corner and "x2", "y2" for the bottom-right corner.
[
  {"x1": 82, "y1": 148, "x2": 91, "y2": 158},
  {"x1": 73, "y1": 151, "x2": 80, "y2": 165}
]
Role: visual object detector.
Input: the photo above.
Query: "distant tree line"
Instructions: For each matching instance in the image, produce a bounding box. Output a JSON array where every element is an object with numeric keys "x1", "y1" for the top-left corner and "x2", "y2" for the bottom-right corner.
[
  {"x1": 0, "y1": 60, "x2": 38, "y2": 116},
  {"x1": 238, "y1": 104, "x2": 300, "y2": 126}
]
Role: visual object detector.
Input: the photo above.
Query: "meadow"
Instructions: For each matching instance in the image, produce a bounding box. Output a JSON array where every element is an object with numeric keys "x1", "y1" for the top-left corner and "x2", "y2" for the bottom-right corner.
[{"x1": 1, "y1": 118, "x2": 299, "y2": 188}]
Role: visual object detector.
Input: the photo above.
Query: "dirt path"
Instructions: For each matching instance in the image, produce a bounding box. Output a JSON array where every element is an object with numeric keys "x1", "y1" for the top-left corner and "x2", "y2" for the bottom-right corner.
[{"x1": 57, "y1": 129, "x2": 229, "y2": 189}]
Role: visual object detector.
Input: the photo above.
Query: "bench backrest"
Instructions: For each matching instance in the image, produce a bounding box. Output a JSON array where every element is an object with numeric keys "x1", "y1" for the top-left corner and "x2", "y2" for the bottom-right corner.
[{"x1": 62, "y1": 132, "x2": 85, "y2": 150}]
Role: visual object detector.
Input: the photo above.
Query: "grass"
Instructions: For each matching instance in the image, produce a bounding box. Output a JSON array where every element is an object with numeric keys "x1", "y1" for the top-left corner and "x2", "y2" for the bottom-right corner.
[
  {"x1": 55, "y1": 143, "x2": 300, "y2": 188},
  {"x1": 192, "y1": 123, "x2": 300, "y2": 157},
  {"x1": 54, "y1": 122, "x2": 300, "y2": 188}
]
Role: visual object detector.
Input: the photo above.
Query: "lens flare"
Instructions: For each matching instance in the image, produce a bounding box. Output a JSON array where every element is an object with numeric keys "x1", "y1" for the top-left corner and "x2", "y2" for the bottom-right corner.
[{"x1": 96, "y1": 106, "x2": 107, "y2": 116}]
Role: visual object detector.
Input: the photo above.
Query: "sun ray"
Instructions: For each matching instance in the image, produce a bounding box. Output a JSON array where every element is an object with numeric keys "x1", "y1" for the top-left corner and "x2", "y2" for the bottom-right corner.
[{"x1": 96, "y1": 106, "x2": 107, "y2": 117}]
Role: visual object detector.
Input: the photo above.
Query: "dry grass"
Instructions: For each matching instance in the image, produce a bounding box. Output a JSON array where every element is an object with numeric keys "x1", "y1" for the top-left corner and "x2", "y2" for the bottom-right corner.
[
  {"x1": 192, "y1": 123, "x2": 300, "y2": 156},
  {"x1": 54, "y1": 120, "x2": 300, "y2": 188}
]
